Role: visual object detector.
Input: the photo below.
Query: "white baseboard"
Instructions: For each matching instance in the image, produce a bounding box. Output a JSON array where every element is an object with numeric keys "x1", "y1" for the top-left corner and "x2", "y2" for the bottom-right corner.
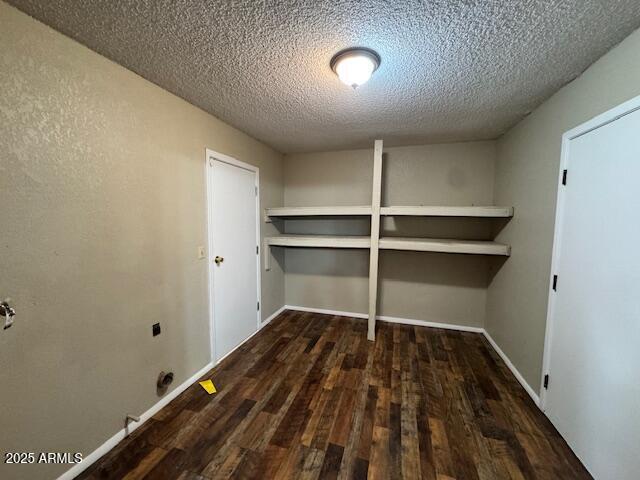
[
  {"x1": 284, "y1": 305, "x2": 539, "y2": 406},
  {"x1": 58, "y1": 361, "x2": 214, "y2": 480},
  {"x1": 482, "y1": 329, "x2": 540, "y2": 406},
  {"x1": 262, "y1": 305, "x2": 287, "y2": 326},
  {"x1": 284, "y1": 305, "x2": 483, "y2": 333},
  {"x1": 377, "y1": 314, "x2": 484, "y2": 333},
  {"x1": 285, "y1": 305, "x2": 368, "y2": 319}
]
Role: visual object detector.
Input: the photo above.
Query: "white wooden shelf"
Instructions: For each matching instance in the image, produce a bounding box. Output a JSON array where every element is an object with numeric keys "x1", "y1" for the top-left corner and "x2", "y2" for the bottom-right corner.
[
  {"x1": 380, "y1": 205, "x2": 513, "y2": 217},
  {"x1": 266, "y1": 234, "x2": 371, "y2": 248},
  {"x1": 265, "y1": 206, "x2": 372, "y2": 222},
  {"x1": 266, "y1": 205, "x2": 513, "y2": 219},
  {"x1": 264, "y1": 235, "x2": 371, "y2": 269},
  {"x1": 379, "y1": 237, "x2": 511, "y2": 256}
]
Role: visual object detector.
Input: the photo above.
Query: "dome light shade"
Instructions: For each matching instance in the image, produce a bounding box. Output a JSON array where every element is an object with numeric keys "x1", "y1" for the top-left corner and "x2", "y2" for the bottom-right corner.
[{"x1": 330, "y1": 48, "x2": 380, "y2": 89}]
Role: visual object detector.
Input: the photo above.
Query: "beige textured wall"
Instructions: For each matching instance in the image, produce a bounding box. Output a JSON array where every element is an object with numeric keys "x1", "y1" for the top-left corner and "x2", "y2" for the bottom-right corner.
[
  {"x1": 486, "y1": 27, "x2": 640, "y2": 393},
  {"x1": 283, "y1": 142, "x2": 497, "y2": 327},
  {"x1": 0, "y1": 4, "x2": 283, "y2": 479}
]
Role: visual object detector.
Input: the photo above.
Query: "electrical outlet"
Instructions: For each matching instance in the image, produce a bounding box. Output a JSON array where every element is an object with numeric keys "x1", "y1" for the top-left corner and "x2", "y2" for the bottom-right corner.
[
  {"x1": 152, "y1": 323, "x2": 161, "y2": 337},
  {"x1": 197, "y1": 246, "x2": 206, "y2": 259}
]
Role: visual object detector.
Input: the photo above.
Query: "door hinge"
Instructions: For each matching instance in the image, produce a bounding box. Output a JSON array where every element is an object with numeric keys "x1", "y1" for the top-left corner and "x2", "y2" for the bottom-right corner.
[
  {"x1": 256, "y1": 245, "x2": 259, "y2": 254},
  {"x1": 255, "y1": 186, "x2": 258, "y2": 196},
  {"x1": 562, "y1": 169, "x2": 567, "y2": 185},
  {"x1": 552, "y1": 275, "x2": 558, "y2": 291},
  {"x1": 257, "y1": 301, "x2": 260, "y2": 311},
  {"x1": 543, "y1": 374, "x2": 550, "y2": 390}
]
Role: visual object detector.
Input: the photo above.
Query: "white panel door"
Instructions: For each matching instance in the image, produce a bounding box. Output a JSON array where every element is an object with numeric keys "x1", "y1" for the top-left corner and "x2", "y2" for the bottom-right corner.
[
  {"x1": 545, "y1": 108, "x2": 640, "y2": 479},
  {"x1": 209, "y1": 156, "x2": 259, "y2": 362}
]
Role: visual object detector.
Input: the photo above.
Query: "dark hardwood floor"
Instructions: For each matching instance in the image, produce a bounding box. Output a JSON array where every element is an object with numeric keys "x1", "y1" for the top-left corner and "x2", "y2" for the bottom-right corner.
[{"x1": 78, "y1": 310, "x2": 590, "y2": 479}]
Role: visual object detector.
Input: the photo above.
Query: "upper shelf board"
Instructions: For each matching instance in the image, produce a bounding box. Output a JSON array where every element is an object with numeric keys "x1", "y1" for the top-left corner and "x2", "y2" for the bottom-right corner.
[
  {"x1": 379, "y1": 237, "x2": 511, "y2": 256},
  {"x1": 380, "y1": 206, "x2": 514, "y2": 217},
  {"x1": 265, "y1": 205, "x2": 513, "y2": 221},
  {"x1": 265, "y1": 206, "x2": 372, "y2": 222}
]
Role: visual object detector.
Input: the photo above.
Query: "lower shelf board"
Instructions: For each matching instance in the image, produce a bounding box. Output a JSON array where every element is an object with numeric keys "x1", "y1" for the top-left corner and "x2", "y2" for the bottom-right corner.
[
  {"x1": 264, "y1": 235, "x2": 371, "y2": 269},
  {"x1": 380, "y1": 205, "x2": 514, "y2": 217},
  {"x1": 263, "y1": 235, "x2": 511, "y2": 269},
  {"x1": 379, "y1": 237, "x2": 511, "y2": 256},
  {"x1": 266, "y1": 235, "x2": 371, "y2": 249}
]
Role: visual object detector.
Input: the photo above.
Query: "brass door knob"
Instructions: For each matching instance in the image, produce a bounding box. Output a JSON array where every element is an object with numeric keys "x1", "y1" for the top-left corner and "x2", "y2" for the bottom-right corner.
[{"x1": 214, "y1": 256, "x2": 224, "y2": 265}]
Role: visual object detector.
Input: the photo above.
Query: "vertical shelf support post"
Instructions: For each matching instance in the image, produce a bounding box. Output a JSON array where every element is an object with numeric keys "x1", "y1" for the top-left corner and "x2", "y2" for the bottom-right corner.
[
  {"x1": 263, "y1": 238, "x2": 271, "y2": 271},
  {"x1": 368, "y1": 139, "x2": 383, "y2": 341}
]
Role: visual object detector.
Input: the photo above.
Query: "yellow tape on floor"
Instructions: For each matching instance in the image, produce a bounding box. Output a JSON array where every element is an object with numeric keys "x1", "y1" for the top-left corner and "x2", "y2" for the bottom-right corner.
[{"x1": 199, "y1": 379, "x2": 217, "y2": 394}]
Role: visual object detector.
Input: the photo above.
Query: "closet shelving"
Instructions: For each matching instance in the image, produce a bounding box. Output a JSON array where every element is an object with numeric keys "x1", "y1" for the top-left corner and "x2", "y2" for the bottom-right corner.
[{"x1": 264, "y1": 139, "x2": 513, "y2": 340}]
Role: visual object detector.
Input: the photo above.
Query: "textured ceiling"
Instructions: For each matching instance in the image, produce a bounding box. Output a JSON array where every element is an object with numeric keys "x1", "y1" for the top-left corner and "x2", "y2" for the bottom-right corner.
[{"x1": 7, "y1": 1, "x2": 640, "y2": 153}]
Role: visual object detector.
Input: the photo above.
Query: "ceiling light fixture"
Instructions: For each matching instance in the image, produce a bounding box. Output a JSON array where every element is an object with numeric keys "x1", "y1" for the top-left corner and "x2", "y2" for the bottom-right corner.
[{"x1": 330, "y1": 48, "x2": 380, "y2": 89}]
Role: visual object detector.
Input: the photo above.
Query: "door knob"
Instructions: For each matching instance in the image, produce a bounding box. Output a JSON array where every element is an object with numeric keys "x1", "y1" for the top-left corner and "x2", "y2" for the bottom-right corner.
[{"x1": 214, "y1": 256, "x2": 224, "y2": 266}]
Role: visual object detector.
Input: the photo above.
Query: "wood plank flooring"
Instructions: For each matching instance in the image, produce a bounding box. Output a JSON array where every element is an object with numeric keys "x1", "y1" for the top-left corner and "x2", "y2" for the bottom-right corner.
[{"x1": 78, "y1": 310, "x2": 591, "y2": 479}]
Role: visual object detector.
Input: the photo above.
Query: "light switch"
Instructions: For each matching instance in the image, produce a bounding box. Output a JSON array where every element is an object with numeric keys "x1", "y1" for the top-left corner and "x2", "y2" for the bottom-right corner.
[{"x1": 197, "y1": 246, "x2": 206, "y2": 259}]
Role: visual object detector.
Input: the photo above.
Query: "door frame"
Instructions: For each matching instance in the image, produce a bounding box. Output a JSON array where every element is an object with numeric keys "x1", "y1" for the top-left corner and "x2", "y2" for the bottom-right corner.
[
  {"x1": 205, "y1": 148, "x2": 262, "y2": 364},
  {"x1": 540, "y1": 94, "x2": 640, "y2": 410}
]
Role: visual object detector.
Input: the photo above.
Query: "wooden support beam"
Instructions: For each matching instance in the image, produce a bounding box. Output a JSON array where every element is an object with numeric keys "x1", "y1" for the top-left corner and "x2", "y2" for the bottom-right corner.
[
  {"x1": 367, "y1": 140, "x2": 383, "y2": 341},
  {"x1": 263, "y1": 238, "x2": 271, "y2": 271}
]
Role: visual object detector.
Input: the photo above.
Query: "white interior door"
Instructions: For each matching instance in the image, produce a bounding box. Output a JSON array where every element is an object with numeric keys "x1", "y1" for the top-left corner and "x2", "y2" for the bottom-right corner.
[
  {"x1": 544, "y1": 107, "x2": 640, "y2": 479},
  {"x1": 208, "y1": 152, "x2": 259, "y2": 362}
]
